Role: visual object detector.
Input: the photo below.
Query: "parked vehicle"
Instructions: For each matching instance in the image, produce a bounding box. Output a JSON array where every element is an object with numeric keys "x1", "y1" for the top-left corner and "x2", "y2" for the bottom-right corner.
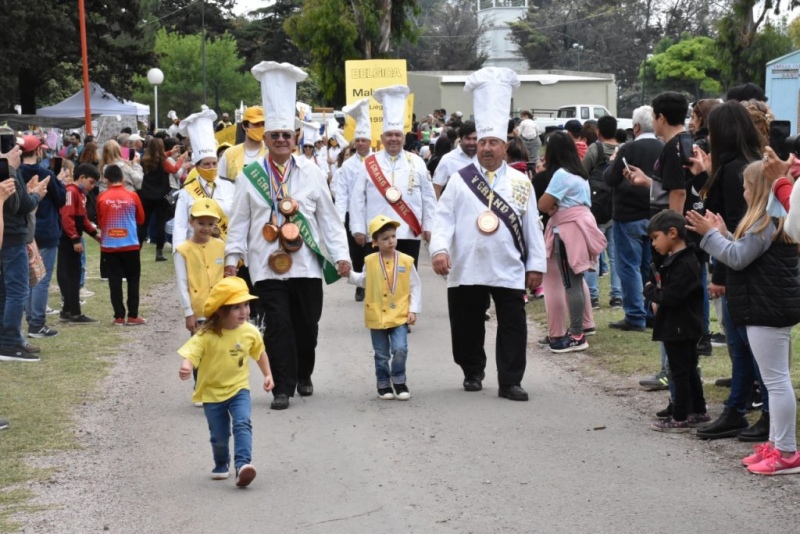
[{"x1": 533, "y1": 105, "x2": 633, "y2": 134}]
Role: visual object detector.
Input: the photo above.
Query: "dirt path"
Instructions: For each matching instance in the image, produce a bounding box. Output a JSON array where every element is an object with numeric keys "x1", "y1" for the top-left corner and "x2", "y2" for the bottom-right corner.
[{"x1": 18, "y1": 251, "x2": 799, "y2": 533}]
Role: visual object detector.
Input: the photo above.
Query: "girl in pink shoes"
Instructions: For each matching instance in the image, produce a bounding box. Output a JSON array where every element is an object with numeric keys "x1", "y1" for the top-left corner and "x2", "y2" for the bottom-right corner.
[{"x1": 687, "y1": 160, "x2": 800, "y2": 475}]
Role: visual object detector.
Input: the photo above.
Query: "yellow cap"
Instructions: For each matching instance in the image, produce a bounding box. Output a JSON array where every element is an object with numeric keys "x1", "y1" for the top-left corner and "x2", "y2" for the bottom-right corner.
[
  {"x1": 190, "y1": 198, "x2": 221, "y2": 220},
  {"x1": 243, "y1": 106, "x2": 264, "y2": 123},
  {"x1": 203, "y1": 277, "x2": 259, "y2": 318},
  {"x1": 368, "y1": 215, "x2": 401, "y2": 238}
]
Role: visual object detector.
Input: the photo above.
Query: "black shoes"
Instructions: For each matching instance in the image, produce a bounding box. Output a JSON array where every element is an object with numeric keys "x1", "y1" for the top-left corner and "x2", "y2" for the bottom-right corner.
[
  {"x1": 609, "y1": 297, "x2": 622, "y2": 308},
  {"x1": 696, "y1": 334, "x2": 712, "y2": 356},
  {"x1": 498, "y1": 385, "x2": 529, "y2": 401},
  {"x1": 696, "y1": 407, "x2": 749, "y2": 440},
  {"x1": 270, "y1": 394, "x2": 289, "y2": 410},
  {"x1": 715, "y1": 377, "x2": 732, "y2": 387},
  {"x1": 355, "y1": 287, "x2": 365, "y2": 302},
  {"x1": 463, "y1": 372, "x2": 485, "y2": 392},
  {"x1": 738, "y1": 411, "x2": 770, "y2": 442},
  {"x1": 297, "y1": 379, "x2": 313, "y2": 397},
  {"x1": 155, "y1": 249, "x2": 167, "y2": 262},
  {"x1": 609, "y1": 320, "x2": 645, "y2": 332},
  {"x1": 656, "y1": 403, "x2": 673, "y2": 419}
]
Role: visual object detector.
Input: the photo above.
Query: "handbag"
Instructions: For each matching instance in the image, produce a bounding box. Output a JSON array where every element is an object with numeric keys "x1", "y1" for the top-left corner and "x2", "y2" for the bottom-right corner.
[{"x1": 27, "y1": 241, "x2": 46, "y2": 288}]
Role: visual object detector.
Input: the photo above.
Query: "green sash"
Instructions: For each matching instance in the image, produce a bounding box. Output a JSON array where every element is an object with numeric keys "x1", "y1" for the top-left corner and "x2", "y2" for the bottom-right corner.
[{"x1": 243, "y1": 161, "x2": 340, "y2": 284}]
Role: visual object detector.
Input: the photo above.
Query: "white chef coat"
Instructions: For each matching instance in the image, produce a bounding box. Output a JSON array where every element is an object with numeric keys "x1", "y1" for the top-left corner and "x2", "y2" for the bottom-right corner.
[
  {"x1": 431, "y1": 145, "x2": 476, "y2": 188},
  {"x1": 331, "y1": 152, "x2": 369, "y2": 223},
  {"x1": 430, "y1": 162, "x2": 547, "y2": 290},
  {"x1": 224, "y1": 156, "x2": 350, "y2": 283},
  {"x1": 350, "y1": 150, "x2": 436, "y2": 241},
  {"x1": 172, "y1": 176, "x2": 235, "y2": 251}
]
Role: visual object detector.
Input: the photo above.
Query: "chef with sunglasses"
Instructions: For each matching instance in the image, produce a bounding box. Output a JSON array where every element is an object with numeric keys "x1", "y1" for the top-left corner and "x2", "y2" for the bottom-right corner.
[{"x1": 225, "y1": 61, "x2": 351, "y2": 412}]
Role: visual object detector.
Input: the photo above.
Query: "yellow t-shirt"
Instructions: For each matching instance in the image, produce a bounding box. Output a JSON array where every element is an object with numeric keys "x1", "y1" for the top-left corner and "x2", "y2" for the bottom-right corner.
[{"x1": 178, "y1": 322, "x2": 265, "y2": 403}]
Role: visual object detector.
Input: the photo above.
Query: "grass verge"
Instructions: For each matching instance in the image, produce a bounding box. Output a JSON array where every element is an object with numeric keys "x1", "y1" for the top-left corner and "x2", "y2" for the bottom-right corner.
[
  {"x1": 0, "y1": 240, "x2": 173, "y2": 532},
  {"x1": 527, "y1": 274, "x2": 800, "y2": 436}
]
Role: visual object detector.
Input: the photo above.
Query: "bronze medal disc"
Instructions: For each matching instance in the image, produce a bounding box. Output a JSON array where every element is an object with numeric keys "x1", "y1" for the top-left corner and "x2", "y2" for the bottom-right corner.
[
  {"x1": 262, "y1": 223, "x2": 279, "y2": 243},
  {"x1": 278, "y1": 197, "x2": 299, "y2": 217},
  {"x1": 385, "y1": 186, "x2": 402, "y2": 204},
  {"x1": 476, "y1": 210, "x2": 500, "y2": 235},
  {"x1": 279, "y1": 222, "x2": 304, "y2": 252},
  {"x1": 268, "y1": 250, "x2": 293, "y2": 274}
]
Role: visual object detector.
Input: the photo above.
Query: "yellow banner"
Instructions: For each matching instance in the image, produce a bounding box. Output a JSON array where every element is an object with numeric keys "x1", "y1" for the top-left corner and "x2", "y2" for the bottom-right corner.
[
  {"x1": 215, "y1": 124, "x2": 237, "y2": 147},
  {"x1": 344, "y1": 59, "x2": 413, "y2": 148}
]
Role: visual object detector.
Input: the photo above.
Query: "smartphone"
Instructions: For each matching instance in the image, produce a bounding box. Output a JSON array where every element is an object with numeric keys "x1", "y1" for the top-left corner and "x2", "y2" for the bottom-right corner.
[
  {"x1": 50, "y1": 157, "x2": 62, "y2": 176},
  {"x1": 0, "y1": 159, "x2": 9, "y2": 181},
  {"x1": 677, "y1": 132, "x2": 694, "y2": 166},
  {"x1": 622, "y1": 157, "x2": 631, "y2": 172},
  {"x1": 0, "y1": 134, "x2": 16, "y2": 154},
  {"x1": 769, "y1": 120, "x2": 792, "y2": 160},
  {"x1": 128, "y1": 149, "x2": 136, "y2": 161}
]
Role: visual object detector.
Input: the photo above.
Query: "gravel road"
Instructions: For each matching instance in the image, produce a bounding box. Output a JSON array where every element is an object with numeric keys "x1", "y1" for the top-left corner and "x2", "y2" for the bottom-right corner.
[{"x1": 18, "y1": 251, "x2": 799, "y2": 533}]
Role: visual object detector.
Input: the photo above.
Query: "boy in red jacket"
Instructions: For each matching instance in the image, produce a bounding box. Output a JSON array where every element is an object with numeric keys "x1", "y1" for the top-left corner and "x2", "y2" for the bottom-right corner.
[
  {"x1": 97, "y1": 165, "x2": 146, "y2": 325},
  {"x1": 58, "y1": 164, "x2": 101, "y2": 323}
]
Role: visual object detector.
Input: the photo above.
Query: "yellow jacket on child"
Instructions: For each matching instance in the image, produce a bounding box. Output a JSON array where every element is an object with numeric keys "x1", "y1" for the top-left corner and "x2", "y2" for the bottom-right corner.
[{"x1": 349, "y1": 251, "x2": 422, "y2": 329}]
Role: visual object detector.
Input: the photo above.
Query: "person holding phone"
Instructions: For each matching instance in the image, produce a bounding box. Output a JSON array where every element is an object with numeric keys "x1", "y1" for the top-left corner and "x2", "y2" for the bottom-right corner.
[
  {"x1": 0, "y1": 140, "x2": 50, "y2": 362},
  {"x1": 98, "y1": 140, "x2": 143, "y2": 193},
  {"x1": 17, "y1": 136, "x2": 67, "y2": 340}
]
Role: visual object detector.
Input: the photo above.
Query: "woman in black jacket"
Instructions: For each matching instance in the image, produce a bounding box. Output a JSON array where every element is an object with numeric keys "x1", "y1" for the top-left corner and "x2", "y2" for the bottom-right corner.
[{"x1": 686, "y1": 101, "x2": 766, "y2": 441}]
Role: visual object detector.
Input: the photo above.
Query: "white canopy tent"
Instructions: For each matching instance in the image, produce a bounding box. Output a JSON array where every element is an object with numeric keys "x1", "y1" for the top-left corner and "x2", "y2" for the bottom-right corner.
[{"x1": 36, "y1": 82, "x2": 149, "y2": 118}]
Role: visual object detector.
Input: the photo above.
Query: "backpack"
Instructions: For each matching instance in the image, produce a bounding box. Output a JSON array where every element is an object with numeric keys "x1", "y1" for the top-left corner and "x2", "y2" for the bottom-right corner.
[{"x1": 588, "y1": 141, "x2": 613, "y2": 224}]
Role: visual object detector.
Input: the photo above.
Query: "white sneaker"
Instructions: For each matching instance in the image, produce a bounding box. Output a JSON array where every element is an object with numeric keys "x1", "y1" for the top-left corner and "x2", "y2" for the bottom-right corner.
[
  {"x1": 79, "y1": 288, "x2": 95, "y2": 298},
  {"x1": 46, "y1": 306, "x2": 60, "y2": 315},
  {"x1": 235, "y1": 464, "x2": 256, "y2": 487}
]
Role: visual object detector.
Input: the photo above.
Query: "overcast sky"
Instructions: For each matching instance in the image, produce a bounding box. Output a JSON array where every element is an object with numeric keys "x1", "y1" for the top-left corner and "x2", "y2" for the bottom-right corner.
[{"x1": 232, "y1": 0, "x2": 271, "y2": 16}]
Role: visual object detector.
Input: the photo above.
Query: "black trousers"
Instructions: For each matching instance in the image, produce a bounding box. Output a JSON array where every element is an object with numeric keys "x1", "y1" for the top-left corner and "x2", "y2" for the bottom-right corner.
[
  {"x1": 57, "y1": 238, "x2": 83, "y2": 317},
  {"x1": 663, "y1": 339, "x2": 705, "y2": 421},
  {"x1": 101, "y1": 250, "x2": 141, "y2": 319},
  {"x1": 396, "y1": 239, "x2": 421, "y2": 268},
  {"x1": 237, "y1": 264, "x2": 264, "y2": 323},
  {"x1": 138, "y1": 196, "x2": 169, "y2": 249},
  {"x1": 254, "y1": 278, "x2": 323, "y2": 397},
  {"x1": 345, "y1": 213, "x2": 367, "y2": 272},
  {"x1": 447, "y1": 285, "x2": 527, "y2": 387}
]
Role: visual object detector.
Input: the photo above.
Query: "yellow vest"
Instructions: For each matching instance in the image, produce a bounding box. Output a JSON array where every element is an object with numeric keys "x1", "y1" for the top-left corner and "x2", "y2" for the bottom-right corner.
[
  {"x1": 225, "y1": 143, "x2": 267, "y2": 181},
  {"x1": 182, "y1": 176, "x2": 229, "y2": 241},
  {"x1": 175, "y1": 238, "x2": 226, "y2": 319},
  {"x1": 362, "y1": 252, "x2": 415, "y2": 329}
]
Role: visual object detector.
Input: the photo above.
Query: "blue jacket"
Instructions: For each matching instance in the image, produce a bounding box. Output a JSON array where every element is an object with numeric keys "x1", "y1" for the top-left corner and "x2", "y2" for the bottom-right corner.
[{"x1": 18, "y1": 163, "x2": 67, "y2": 249}]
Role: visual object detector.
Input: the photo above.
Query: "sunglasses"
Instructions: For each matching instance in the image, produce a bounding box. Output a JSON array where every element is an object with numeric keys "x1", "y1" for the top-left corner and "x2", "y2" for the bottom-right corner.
[{"x1": 269, "y1": 132, "x2": 294, "y2": 140}]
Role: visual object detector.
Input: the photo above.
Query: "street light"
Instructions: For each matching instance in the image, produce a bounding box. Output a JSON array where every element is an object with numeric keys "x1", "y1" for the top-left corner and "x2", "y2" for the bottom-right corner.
[{"x1": 147, "y1": 68, "x2": 164, "y2": 131}]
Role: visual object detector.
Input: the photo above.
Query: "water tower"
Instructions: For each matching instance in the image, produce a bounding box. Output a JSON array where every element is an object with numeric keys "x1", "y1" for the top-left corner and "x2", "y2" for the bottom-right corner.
[{"x1": 477, "y1": 0, "x2": 530, "y2": 71}]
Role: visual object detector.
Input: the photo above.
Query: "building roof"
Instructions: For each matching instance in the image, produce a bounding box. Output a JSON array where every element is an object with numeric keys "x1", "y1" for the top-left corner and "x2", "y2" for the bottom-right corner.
[{"x1": 767, "y1": 49, "x2": 800, "y2": 67}]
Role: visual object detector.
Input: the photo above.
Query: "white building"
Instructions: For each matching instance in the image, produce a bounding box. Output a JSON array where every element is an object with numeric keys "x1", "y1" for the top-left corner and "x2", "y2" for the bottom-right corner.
[{"x1": 477, "y1": 0, "x2": 529, "y2": 72}]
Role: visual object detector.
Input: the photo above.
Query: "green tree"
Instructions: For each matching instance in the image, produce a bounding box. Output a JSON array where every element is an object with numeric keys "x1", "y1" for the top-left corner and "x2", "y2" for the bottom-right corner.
[
  {"x1": 233, "y1": 0, "x2": 306, "y2": 68},
  {"x1": 286, "y1": 0, "x2": 419, "y2": 103},
  {"x1": 140, "y1": 0, "x2": 236, "y2": 39},
  {"x1": 645, "y1": 36, "x2": 723, "y2": 99},
  {"x1": 133, "y1": 30, "x2": 260, "y2": 122}
]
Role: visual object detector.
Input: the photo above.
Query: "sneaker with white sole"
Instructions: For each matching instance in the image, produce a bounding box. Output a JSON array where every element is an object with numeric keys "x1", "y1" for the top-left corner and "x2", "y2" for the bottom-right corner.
[
  {"x1": 549, "y1": 334, "x2": 588, "y2": 353},
  {"x1": 742, "y1": 442, "x2": 774, "y2": 467},
  {"x1": 211, "y1": 464, "x2": 229, "y2": 480},
  {"x1": 28, "y1": 325, "x2": 59, "y2": 339},
  {"x1": 235, "y1": 464, "x2": 256, "y2": 487},
  {"x1": 79, "y1": 288, "x2": 95, "y2": 298},
  {"x1": 45, "y1": 306, "x2": 60, "y2": 315},
  {"x1": 393, "y1": 383, "x2": 411, "y2": 400},
  {"x1": 377, "y1": 386, "x2": 394, "y2": 400},
  {"x1": 747, "y1": 449, "x2": 800, "y2": 475},
  {"x1": 0, "y1": 345, "x2": 41, "y2": 362},
  {"x1": 650, "y1": 417, "x2": 690, "y2": 433}
]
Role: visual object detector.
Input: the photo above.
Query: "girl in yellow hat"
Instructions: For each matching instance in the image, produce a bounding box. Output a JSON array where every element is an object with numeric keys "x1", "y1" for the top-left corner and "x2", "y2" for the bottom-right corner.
[{"x1": 178, "y1": 276, "x2": 273, "y2": 487}]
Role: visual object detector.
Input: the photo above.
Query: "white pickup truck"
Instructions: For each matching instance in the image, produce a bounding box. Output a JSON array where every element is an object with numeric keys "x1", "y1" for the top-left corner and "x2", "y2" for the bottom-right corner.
[{"x1": 533, "y1": 105, "x2": 633, "y2": 134}]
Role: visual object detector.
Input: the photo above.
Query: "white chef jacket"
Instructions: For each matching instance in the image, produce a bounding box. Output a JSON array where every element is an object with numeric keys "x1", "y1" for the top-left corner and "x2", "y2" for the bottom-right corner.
[
  {"x1": 172, "y1": 176, "x2": 235, "y2": 251},
  {"x1": 224, "y1": 156, "x2": 350, "y2": 283},
  {"x1": 331, "y1": 152, "x2": 369, "y2": 223},
  {"x1": 350, "y1": 150, "x2": 436, "y2": 241},
  {"x1": 431, "y1": 145, "x2": 476, "y2": 188},
  {"x1": 430, "y1": 162, "x2": 547, "y2": 290}
]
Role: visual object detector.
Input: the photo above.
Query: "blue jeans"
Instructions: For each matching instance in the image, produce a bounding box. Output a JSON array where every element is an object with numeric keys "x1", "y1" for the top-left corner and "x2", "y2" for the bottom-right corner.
[
  {"x1": 585, "y1": 221, "x2": 622, "y2": 301},
  {"x1": 26, "y1": 245, "x2": 57, "y2": 330},
  {"x1": 0, "y1": 244, "x2": 31, "y2": 347},
  {"x1": 721, "y1": 296, "x2": 768, "y2": 413},
  {"x1": 370, "y1": 326, "x2": 408, "y2": 388},
  {"x1": 203, "y1": 389, "x2": 253, "y2": 470},
  {"x1": 612, "y1": 219, "x2": 650, "y2": 327}
]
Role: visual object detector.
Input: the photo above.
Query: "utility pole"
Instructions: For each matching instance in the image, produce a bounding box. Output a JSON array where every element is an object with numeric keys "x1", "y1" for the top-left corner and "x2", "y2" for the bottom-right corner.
[{"x1": 202, "y1": 0, "x2": 207, "y2": 105}]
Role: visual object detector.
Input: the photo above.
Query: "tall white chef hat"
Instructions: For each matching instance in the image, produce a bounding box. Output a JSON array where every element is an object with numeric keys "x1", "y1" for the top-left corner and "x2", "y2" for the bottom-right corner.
[
  {"x1": 178, "y1": 106, "x2": 218, "y2": 164},
  {"x1": 464, "y1": 67, "x2": 520, "y2": 141},
  {"x1": 372, "y1": 85, "x2": 409, "y2": 134},
  {"x1": 251, "y1": 61, "x2": 308, "y2": 132},
  {"x1": 296, "y1": 101, "x2": 312, "y2": 121},
  {"x1": 343, "y1": 98, "x2": 372, "y2": 141},
  {"x1": 301, "y1": 121, "x2": 320, "y2": 147}
]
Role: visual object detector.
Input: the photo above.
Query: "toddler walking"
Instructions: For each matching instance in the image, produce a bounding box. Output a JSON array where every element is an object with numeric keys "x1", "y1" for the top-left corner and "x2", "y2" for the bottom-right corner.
[
  {"x1": 349, "y1": 215, "x2": 421, "y2": 400},
  {"x1": 178, "y1": 277, "x2": 273, "y2": 486}
]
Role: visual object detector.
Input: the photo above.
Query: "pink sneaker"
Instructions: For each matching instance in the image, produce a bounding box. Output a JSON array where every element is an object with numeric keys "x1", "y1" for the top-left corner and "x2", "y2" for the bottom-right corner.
[
  {"x1": 742, "y1": 442, "x2": 774, "y2": 467},
  {"x1": 126, "y1": 317, "x2": 147, "y2": 326},
  {"x1": 747, "y1": 449, "x2": 800, "y2": 475},
  {"x1": 113, "y1": 318, "x2": 124, "y2": 326}
]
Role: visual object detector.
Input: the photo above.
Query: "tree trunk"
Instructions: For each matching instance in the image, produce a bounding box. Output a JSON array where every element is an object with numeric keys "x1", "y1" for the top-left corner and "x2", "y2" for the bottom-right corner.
[{"x1": 379, "y1": 0, "x2": 392, "y2": 54}]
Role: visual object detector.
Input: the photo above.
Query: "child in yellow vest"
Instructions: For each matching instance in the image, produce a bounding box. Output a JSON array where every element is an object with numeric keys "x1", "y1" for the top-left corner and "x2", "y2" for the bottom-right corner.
[
  {"x1": 178, "y1": 277, "x2": 274, "y2": 487},
  {"x1": 174, "y1": 199, "x2": 226, "y2": 334},
  {"x1": 349, "y1": 215, "x2": 421, "y2": 400}
]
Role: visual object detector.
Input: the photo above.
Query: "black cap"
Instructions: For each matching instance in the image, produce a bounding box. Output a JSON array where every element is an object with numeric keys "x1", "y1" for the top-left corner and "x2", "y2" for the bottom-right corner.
[{"x1": 564, "y1": 119, "x2": 583, "y2": 134}]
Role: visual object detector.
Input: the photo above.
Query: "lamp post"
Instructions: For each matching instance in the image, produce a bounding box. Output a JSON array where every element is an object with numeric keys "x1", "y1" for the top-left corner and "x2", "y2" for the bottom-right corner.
[{"x1": 147, "y1": 68, "x2": 164, "y2": 131}]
